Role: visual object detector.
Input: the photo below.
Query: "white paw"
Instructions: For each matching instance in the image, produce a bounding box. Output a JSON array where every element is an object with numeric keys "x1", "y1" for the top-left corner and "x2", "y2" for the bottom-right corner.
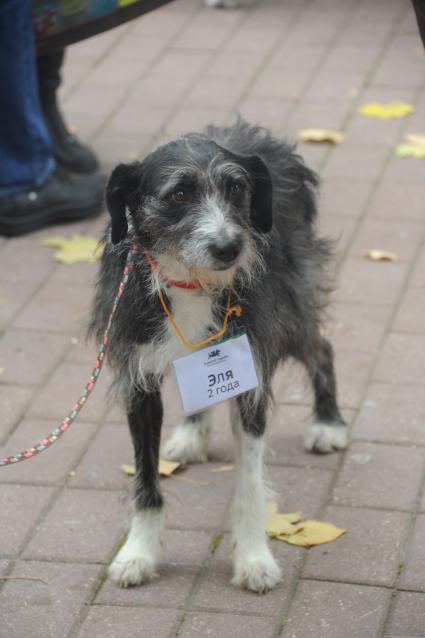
[
  {"x1": 232, "y1": 552, "x2": 282, "y2": 593},
  {"x1": 304, "y1": 423, "x2": 348, "y2": 454},
  {"x1": 162, "y1": 422, "x2": 210, "y2": 464},
  {"x1": 108, "y1": 552, "x2": 157, "y2": 587}
]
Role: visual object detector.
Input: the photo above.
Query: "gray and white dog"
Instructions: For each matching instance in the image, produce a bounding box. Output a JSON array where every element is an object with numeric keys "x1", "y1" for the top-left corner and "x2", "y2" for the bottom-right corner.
[{"x1": 90, "y1": 119, "x2": 347, "y2": 593}]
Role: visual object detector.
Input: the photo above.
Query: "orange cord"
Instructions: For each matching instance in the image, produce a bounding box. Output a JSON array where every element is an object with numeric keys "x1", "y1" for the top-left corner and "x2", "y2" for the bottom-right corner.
[{"x1": 157, "y1": 287, "x2": 242, "y2": 350}]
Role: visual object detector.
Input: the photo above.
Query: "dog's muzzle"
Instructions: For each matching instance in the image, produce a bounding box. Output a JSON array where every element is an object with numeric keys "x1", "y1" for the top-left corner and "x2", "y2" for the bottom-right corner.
[{"x1": 209, "y1": 237, "x2": 242, "y2": 266}]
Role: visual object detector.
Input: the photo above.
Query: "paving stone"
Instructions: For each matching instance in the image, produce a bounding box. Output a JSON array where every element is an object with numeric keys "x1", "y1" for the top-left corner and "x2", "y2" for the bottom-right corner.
[
  {"x1": 332, "y1": 442, "x2": 424, "y2": 511},
  {"x1": 321, "y1": 146, "x2": 388, "y2": 181},
  {"x1": 70, "y1": 423, "x2": 132, "y2": 490},
  {"x1": 348, "y1": 219, "x2": 424, "y2": 263},
  {"x1": 180, "y1": 611, "x2": 277, "y2": 638},
  {"x1": 0, "y1": 330, "x2": 68, "y2": 386},
  {"x1": 367, "y1": 181, "x2": 425, "y2": 221},
  {"x1": 317, "y1": 214, "x2": 357, "y2": 256},
  {"x1": 267, "y1": 465, "x2": 333, "y2": 519},
  {"x1": 303, "y1": 506, "x2": 409, "y2": 587},
  {"x1": 281, "y1": 580, "x2": 391, "y2": 638},
  {"x1": 320, "y1": 179, "x2": 373, "y2": 219},
  {"x1": 286, "y1": 98, "x2": 353, "y2": 139},
  {"x1": 0, "y1": 485, "x2": 55, "y2": 557},
  {"x1": 164, "y1": 463, "x2": 234, "y2": 530},
  {"x1": 96, "y1": 564, "x2": 198, "y2": 608},
  {"x1": 374, "y1": 334, "x2": 425, "y2": 385},
  {"x1": 393, "y1": 288, "x2": 425, "y2": 333},
  {"x1": 23, "y1": 489, "x2": 127, "y2": 563},
  {"x1": 14, "y1": 283, "x2": 92, "y2": 334},
  {"x1": 190, "y1": 533, "x2": 303, "y2": 616},
  {"x1": 0, "y1": 239, "x2": 56, "y2": 284},
  {"x1": 0, "y1": 419, "x2": 98, "y2": 486},
  {"x1": 0, "y1": 281, "x2": 35, "y2": 330},
  {"x1": 326, "y1": 303, "x2": 391, "y2": 353},
  {"x1": 336, "y1": 259, "x2": 408, "y2": 306},
  {"x1": 28, "y1": 362, "x2": 113, "y2": 422},
  {"x1": 409, "y1": 248, "x2": 425, "y2": 289},
  {"x1": 398, "y1": 514, "x2": 425, "y2": 593},
  {"x1": 352, "y1": 383, "x2": 425, "y2": 445},
  {"x1": 386, "y1": 591, "x2": 425, "y2": 637},
  {"x1": 0, "y1": 385, "x2": 33, "y2": 443},
  {"x1": 76, "y1": 605, "x2": 179, "y2": 638}
]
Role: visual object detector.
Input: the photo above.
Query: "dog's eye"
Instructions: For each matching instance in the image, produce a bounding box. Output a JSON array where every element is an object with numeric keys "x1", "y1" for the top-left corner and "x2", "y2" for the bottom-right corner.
[
  {"x1": 172, "y1": 189, "x2": 189, "y2": 204},
  {"x1": 230, "y1": 182, "x2": 243, "y2": 196}
]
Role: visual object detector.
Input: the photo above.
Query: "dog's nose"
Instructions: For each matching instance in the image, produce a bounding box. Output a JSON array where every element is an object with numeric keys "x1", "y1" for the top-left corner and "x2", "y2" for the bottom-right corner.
[{"x1": 210, "y1": 238, "x2": 241, "y2": 263}]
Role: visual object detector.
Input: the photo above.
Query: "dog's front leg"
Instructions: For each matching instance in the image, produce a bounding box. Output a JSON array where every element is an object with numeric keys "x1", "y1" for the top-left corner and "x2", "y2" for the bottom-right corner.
[
  {"x1": 230, "y1": 394, "x2": 282, "y2": 593},
  {"x1": 109, "y1": 382, "x2": 164, "y2": 587}
]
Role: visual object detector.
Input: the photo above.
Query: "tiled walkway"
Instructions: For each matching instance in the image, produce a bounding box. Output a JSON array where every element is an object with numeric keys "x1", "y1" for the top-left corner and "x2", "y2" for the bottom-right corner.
[{"x1": 1, "y1": 0, "x2": 425, "y2": 636}]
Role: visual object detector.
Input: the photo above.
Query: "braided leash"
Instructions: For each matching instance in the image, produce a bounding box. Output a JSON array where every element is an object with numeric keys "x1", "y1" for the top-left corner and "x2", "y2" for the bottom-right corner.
[{"x1": 0, "y1": 246, "x2": 137, "y2": 467}]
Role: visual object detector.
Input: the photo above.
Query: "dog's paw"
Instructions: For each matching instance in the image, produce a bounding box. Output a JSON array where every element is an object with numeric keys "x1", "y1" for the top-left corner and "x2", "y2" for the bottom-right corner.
[
  {"x1": 304, "y1": 423, "x2": 348, "y2": 454},
  {"x1": 108, "y1": 554, "x2": 157, "y2": 588},
  {"x1": 232, "y1": 552, "x2": 282, "y2": 593},
  {"x1": 162, "y1": 422, "x2": 209, "y2": 464}
]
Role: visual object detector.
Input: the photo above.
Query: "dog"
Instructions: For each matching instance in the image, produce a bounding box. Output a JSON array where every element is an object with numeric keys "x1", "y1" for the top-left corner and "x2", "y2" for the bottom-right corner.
[{"x1": 90, "y1": 119, "x2": 347, "y2": 593}]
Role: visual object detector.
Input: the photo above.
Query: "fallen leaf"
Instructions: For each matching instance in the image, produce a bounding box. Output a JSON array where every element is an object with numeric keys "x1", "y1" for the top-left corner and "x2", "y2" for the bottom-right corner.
[
  {"x1": 359, "y1": 101, "x2": 414, "y2": 119},
  {"x1": 405, "y1": 133, "x2": 425, "y2": 148},
  {"x1": 268, "y1": 511, "x2": 305, "y2": 537},
  {"x1": 41, "y1": 235, "x2": 104, "y2": 264},
  {"x1": 0, "y1": 368, "x2": 4, "y2": 375},
  {"x1": 121, "y1": 457, "x2": 181, "y2": 478},
  {"x1": 276, "y1": 520, "x2": 346, "y2": 547},
  {"x1": 364, "y1": 249, "x2": 397, "y2": 262},
  {"x1": 298, "y1": 128, "x2": 345, "y2": 144},
  {"x1": 394, "y1": 143, "x2": 425, "y2": 159},
  {"x1": 211, "y1": 464, "x2": 234, "y2": 472}
]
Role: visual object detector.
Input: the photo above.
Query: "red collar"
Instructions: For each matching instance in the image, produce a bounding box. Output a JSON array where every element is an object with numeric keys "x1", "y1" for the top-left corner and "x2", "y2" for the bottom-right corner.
[{"x1": 143, "y1": 249, "x2": 202, "y2": 290}]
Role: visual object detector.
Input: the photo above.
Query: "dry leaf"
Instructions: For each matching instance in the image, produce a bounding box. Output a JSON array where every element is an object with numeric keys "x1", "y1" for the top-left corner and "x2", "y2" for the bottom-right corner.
[
  {"x1": 121, "y1": 457, "x2": 181, "y2": 478},
  {"x1": 405, "y1": 133, "x2": 425, "y2": 148},
  {"x1": 364, "y1": 249, "x2": 397, "y2": 262},
  {"x1": 298, "y1": 128, "x2": 345, "y2": 144},
  {"x1": 0, "y1": 368, "x2": 4, "y2": 375},
  {"x1": 41, "y1": 235, "x2": 104, "y2": 265},
  {"x1": 277, "y1": 520, "x2": 346, "y2": 547},
  {"x1": 359, "y1": 102, "x2": 414, "y2": 119},
  {"x1": 267, "y1": 501, "x2": 304, "y2": 537},
  {"x1": 395, "y1": 143, "x2": 425, "y2": 159},
  {"x1": 211, "y1": 464, "x2": 234, "y2": 472}
]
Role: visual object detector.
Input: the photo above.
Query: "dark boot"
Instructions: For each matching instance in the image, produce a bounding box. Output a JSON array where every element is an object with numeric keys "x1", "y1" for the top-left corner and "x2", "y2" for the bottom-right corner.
[{"x1": 37, "y1": 49, "x2": 99, "y2": 174}]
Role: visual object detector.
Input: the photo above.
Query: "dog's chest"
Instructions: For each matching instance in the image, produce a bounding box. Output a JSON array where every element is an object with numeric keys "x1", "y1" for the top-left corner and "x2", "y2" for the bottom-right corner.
[{"x1": 136, "y1": 290, "x2": 218, "y2": 379}]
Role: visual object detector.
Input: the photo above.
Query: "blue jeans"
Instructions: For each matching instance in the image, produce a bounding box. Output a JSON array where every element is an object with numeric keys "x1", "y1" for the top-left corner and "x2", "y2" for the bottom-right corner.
[{"x1": 0, "y1": 0, "x2": 55, "y2": 196}]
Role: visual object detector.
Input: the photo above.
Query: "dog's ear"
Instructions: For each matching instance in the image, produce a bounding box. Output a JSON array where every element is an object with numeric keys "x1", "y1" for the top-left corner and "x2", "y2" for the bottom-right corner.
[
  {"x1": 242, "y1": 155, "x2": 273, "y2": 234},
  {"x1": 106, "y1": 163, "x2": 142, "y2": 244}
]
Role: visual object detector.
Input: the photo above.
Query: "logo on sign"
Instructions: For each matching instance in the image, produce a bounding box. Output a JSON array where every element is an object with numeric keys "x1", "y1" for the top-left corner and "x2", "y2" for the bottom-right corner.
[{"x1": 208, "y1": 349, "x2": 221, "y2": 359}]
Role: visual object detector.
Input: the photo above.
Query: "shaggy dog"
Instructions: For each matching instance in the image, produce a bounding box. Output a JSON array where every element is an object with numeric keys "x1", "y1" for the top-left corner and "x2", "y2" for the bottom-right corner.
[{"x1": 90, "y1": 119, "x2": 347, "y2": 593}]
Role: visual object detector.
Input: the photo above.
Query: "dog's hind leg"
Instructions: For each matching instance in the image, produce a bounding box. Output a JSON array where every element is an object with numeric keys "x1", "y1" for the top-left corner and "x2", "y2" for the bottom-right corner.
[
  {"x1": 109, "y1": 381, "x2": 164, "y2": 587},
  {"x1": 230, "y1": 393, "x2": 282, "y2": 593},
  {"x1": 162, "y1": 411, "x2": 211, "y2": 463},
  {"x1": 303, "y1": 337, "x2": 348, "y2": 454}
]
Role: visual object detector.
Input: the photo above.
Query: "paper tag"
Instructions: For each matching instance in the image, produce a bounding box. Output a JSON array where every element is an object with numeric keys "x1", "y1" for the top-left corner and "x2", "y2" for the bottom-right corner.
[{"x1": 173, "y1": 333, "x2": 259, "y2": 415}]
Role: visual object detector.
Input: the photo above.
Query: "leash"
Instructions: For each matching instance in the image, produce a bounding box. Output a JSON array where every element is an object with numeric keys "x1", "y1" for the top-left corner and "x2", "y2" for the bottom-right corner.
[
  {"x1": 0, "y1": 246, "x2": 137, "y2": 467},
  {"x1": 0, "y1": 244, "x2": 241, "y2": 466}
]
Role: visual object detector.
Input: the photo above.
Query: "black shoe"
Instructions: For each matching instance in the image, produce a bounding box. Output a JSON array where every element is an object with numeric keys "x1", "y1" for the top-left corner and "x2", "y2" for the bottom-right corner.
[
  {"x1": 0, "y1": 168, "x2": 107, "y2": 237},
  {"x1": 37, "y1": 49, "x2": 99, "y2": 174}
]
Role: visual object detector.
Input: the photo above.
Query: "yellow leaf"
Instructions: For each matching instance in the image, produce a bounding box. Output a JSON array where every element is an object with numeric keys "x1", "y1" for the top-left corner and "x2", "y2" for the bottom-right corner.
[
  {"x1": 268, "y1": 512, "x2": 305, "y2": 537},
  {"x1": 364, "y1": 249, "x2": 397, "y2": 262},
  {"x1": 121, "y1": 464, "x2": 135, "y2": 476},
  {"x1": 277, "y1": 520, "x2": 346, "y2": 547},
  {"x1": 211, "y1": 464, "x2": 234, "y2": 472},
  {"x1": 405, "y1": 133, "x2": 425, "y2": 148},
  {"x1": 41, "y1": 235, "x2": 104, "y2": 264},
  {"x1": 0, "y1": 368, "x2": 4, "y2": 374},
  {"x1": 298, "y1": 128, "x2": 345, "y2": 144},
  {"x1": 121, "y1": 457, "x2": 181, "y2": 478},
  {"x1": 394, "y1": 143, "x2": 425, "y2": 159},
  {"x1": 359, "y1": 101, "x2": 414, "y2": 119},
  {"x1": 159, "y1": 457, "x2": 181, "y2": 477}
]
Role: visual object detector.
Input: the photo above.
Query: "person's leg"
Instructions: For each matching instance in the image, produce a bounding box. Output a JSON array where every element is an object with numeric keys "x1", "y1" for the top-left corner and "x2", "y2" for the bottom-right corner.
[
  {"x1": 0, "y1": 0, "x2": 106, "y2": 237},
  {"x1": 0, "y1": 0, "x2": 55, "y2": 196},
  {"x1": 37, "y1": 49, "x2": 99, "y2": 174}
]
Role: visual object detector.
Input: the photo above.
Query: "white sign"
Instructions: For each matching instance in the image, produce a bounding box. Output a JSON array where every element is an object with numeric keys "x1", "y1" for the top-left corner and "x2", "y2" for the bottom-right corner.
[{"x1": 173, "y1": 333, "x2": 259, "y2": 415}]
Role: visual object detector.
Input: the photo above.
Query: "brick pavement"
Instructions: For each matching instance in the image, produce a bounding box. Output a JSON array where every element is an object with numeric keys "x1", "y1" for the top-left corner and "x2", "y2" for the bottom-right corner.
[{"x1": 1, "y1": 0, "x2": 425, "y2": 636}]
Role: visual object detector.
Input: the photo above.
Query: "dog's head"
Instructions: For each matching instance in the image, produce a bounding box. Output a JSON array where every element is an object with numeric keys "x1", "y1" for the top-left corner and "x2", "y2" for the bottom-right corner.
[{"x1": 105, "y1": 135, "x2": 272, "y2": 285}]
